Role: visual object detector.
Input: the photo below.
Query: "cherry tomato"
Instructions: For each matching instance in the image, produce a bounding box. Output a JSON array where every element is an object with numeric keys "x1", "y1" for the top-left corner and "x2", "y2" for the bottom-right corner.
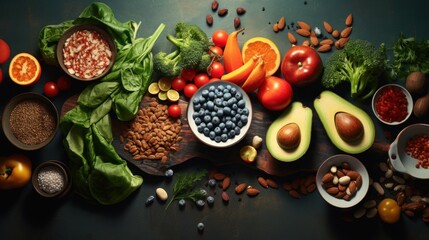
[
  {"x1": 281, "y1": 45, "x2": 323, "y2": 87},
  {"x1": 0, "y1": 38, "x2": 11, "y2": 64},
  {"x1": 212, "y1": 30, "x2": 228, "y2": 48},
  {"x1": 378, "y1": 198, "x2": 401, "y2": 224},
  {"x1": 181, "y1": 68, "x2": 196, "y2": 81},
  {"x1": 209, "y1": 45, "x2": 223, "y2": 60},
  {"x1": 184, "y1": 83, "x2": 198, "y2": 98},
  {"x1": 168, "y1": 104, "x2": 182, "y2": 118},
  {"x1": 57, "y1": 75, "x2": 72, "y2": 91},
  {"x1": 43, "y1": 81, "x2": 59, "y2": 98},
  {"x1": 257, "y1": 76, "x2": 293, "y2": 111},
  {"x1": 171, "y1": 76, "x2": 186, "y2": 91},
  {"x1": 0, "y1": 68, "x2": 3, "y2": 84},
  {"x1": 194, "y1": 73, "x2": 210, "y2": 88},
  {"x1": 210, "y1": 77, "x2": 220, "y2": 82},
  {"x1": 208, "y1": 61, "x2": 225, "y2": 79}
]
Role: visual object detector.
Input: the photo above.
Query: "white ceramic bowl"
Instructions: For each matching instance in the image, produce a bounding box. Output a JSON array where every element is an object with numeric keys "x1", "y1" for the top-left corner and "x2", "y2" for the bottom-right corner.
[
  {"x1": 316, "y1": 154, "x2": 369, "y2": 208},
  {"x1": 187, "y1": 81, "x2": 252, "y2": 148},
  {"x1": 389, "y1": 123, "x2": 429, "y2": 179},
  {"x1": 372, "y1": 84, "x2": 413, "y2": 125}
]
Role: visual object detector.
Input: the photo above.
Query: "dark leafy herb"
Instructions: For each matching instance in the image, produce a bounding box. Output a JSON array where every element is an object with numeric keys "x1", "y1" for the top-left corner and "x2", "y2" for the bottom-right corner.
[{"x1": 165, "y1": 171, "x2": 207, "y2": 209}]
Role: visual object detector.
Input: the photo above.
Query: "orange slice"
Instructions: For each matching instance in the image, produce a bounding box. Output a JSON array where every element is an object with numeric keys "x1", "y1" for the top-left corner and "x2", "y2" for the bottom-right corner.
[
  {"x1": 9, "y1": 53, "x2": 41, "y2": 85},
  {"x1": 242, "y1": 37, "x2": 281, "y2": 77}
]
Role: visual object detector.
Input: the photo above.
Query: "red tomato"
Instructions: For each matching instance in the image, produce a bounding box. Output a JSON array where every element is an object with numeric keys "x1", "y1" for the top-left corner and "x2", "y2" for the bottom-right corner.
[
  {"x1": 0, "y1": 68, "x2": 3, "y2": 84},
  {"x1": 212, "y1": 30, "x2": 228, "y2": 48},
  {"x1": 184, "y1": 83, "x2": 198, "y2": 98},
  {"x1": 43, "y1": 81, "x2": 59, "y2": 98},
  {"x1": 181, "y1": 68, "x2": 196, "y2": 81},
  {"x1": 281, "y1": 45, "x2": 323, "y2": 87},
  {"x1": 194, "y1": 73, "x2": 210, "y2": 88},
  {"x1": 168, "y1": 104, "x2": 182, "y2": 118},
  {"x1": 171, "y1": 76, "x2": 186, "y2": 91},
  {"x1": 257, "y1": 76, "x2": 293, "y2": 111},
  {"x1": 0, "y1": 38, "x2": 11, "y2": 64},
  {"x1": 209, "y1": 46, "x2": 223, "y2": 60},
  {"x1": 210, "y1": 77, "x2": 220, "y2": 82},
  {"x1": 208, "y1": 61, "x2": 224, "y2": 79},
  {"x1": 56, "y1": 75, "x2": 72, "y2": 91}
]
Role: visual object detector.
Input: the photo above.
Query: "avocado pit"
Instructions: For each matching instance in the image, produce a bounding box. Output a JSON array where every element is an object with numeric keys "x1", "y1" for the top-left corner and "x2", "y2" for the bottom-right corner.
[
  {"x1": 277, "y1": 123, "x2": 301, "y2": 150},
  {"x1": 335, "y1": 112, "x2": 364, "y2": 142}
]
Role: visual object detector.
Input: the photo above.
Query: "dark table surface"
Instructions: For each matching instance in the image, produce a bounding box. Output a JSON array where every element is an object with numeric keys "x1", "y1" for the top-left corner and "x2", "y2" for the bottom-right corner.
[{"x1": 1, "y1": 0, "x2": 429, "y2": 239}]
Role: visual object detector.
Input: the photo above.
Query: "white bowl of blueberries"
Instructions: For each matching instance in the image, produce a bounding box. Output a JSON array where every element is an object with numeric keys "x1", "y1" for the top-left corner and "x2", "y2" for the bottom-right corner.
[{"x1": 187, "y1": 81, "x2": 253, "y2": 148}]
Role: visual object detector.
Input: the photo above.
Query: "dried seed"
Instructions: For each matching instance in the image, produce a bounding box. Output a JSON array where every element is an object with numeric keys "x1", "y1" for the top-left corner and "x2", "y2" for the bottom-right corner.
[
  {"x1": 221, "y1": 191, "x2": 230, "y2": 202},
  {"x1": 331, "y1": 29, "x2": 340, "y2": 38},
  {"x1": 211, "y1": 0, "x2": 219, "y2": 11},
  {"x1": 222, "y1": 177, "x2": 231, "y2": 190},
  {"x1": 327, "y1": 187, "x2": 340, "y2": 195},
  {"x1": 235, "y1": 183, "x2": 247, "y2": 194},
  {"x1": 296, "y1": 28, "x2": 311, "y2": 37},
  {"x1": 366, "y1": 208, "x2": 378, "y2": 218},
  {"x1": 278, "y1": 17, "x2": 286, "y2": 30},
  {"x1": 323, "y1": 21, "x2": 333, "y2": 33},
  {"x1": 345, "y1": 13, "x2": 353, "y2": 26},
  {"x1": 213, "y1": 172, "x2": 226, "y2": 181},
  {"x1": 258, "y1": 177, "x2": 268, "y2": 188},
  {"x1": 246, "y1": 187, "x2": 260, "y2": 196},
  {"x1": 218, "y1": 8, "x2": 228, "y2": 17},
  {"x1": 234, "y1": 17, "x2": 241, "y2": 29},
  {"x1": 287, "y1": 32, "x2": 297, "y2": 44},
  {"x1": 372, "y1": 181, "x2": 385, "y2": 195},
  {"x1": 310, "y1": 32, "x2": 319, "y2": 47},
  {"x1": 273, "y1": 23, "x2": 279, "y2": 33},
  {"x1": 353, "y1": 207, "x2": 366, "y2": 219},
  {"x1": 306, "y1": 183, "x2": 316, "y2": 193},
  {"x1": 317, "y1": 44, "x2": 331, "y2": 53},
  {"x1": 288, "y1": 189, "x2": 301, "y2": 199},
  {"x1": 322, "y1": 172, "x2": 334, "y2": 184},
  {"x1": 206, "y1": 14, "x2": 214, "y2": 26},
  {"x1": 266, "y1": 179, "x2": 279, "y2": 189},
  {"x1": 236, "y1": 7, "x2": 246, "y2": 15},
  {"x1": 340, "y1": 27, "x2": 353, "y2": 38},
  {"x1": 297, "y1": 21, "x2": 311, "y2": 31}
]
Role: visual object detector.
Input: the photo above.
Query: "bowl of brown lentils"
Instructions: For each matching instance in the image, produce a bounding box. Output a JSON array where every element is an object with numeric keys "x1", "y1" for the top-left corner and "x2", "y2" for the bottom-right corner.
[{"x1": 1, "y1": 92, "x2": 59, "y2": 151}]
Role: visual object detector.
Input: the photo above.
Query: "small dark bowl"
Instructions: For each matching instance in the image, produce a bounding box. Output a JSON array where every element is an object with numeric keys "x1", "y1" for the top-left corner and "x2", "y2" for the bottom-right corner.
[
  {"x1": 1, "y1": 93, "x2": 59, "y2": 151},
  {"x1": 32, "y1": 160, "x2": 72, "y2": 198},
  {"x1": 56, "y1": 24, "x2": 116, "y2": 81}
]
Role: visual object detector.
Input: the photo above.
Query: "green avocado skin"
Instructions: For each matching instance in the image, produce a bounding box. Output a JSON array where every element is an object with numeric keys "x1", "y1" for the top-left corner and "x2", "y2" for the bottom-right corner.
[
  {"x1": 266, "y1": 102, "x2": 313, "y2": 162},
  {"x1": 314, "y1": 91, "x2": 375, "y2": 154}
]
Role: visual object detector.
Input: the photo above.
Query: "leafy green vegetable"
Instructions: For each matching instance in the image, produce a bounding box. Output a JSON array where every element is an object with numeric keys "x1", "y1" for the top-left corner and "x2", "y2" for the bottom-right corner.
[
  {"x1": 321, "y1": 39, "x2": 388, "y2": 100},
  {"x1": 154, "y1": 22, "x2": 212, "y2": 77},
  {"x1": 40, "y1": 2, "x2": 165, "y2": 205},
  {"x1": 165, "y1": 171, "x2": 207, "y2": 209},
  {"x1": 390, "y1": 33, "x2": 429, "y2": 80}
]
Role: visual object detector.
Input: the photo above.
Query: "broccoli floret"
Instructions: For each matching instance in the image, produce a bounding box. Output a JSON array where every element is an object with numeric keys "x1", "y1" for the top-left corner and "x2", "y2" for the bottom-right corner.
[
  {"x1": 196, "y1": 53, "x2": 212, "y2": 72},
  {"x1": 153, "y1": 22, "x2": 211, "y2": 77},
  {"x1": 153, "y1": 50, "x2": 181, "y2": 77},
  {"x1": 322, "y1": 39, "x2": 388, "y2": 100}
]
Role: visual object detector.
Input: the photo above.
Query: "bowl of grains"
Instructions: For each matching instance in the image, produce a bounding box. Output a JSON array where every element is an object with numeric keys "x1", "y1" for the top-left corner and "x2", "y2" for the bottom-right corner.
[
  {"x1": 316, "y1": 154, "x2": 369, "y2": 208},
  {"x1": 56, "y1": 24, "x2": 116, "y2": 81},
  {"x1": 372, "y1": 84, "x2": 413, "y2": 125},
  {"x1": 1, "y1": 92, "x2": 59, "y2": 150},
  {"x1": 32, "y1": 160, "x2": 71, "y2": 198},
  {"x1": 389, "y1": 123, "x2": 429, "y2": 179}
]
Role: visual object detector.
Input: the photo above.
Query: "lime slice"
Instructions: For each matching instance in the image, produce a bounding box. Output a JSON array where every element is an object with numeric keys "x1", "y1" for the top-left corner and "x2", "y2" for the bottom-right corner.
[
  {"x1": 158, "y1": 77, "x2": 171, "y2": 92},
  {"x1": 240, "y1": 145, "x2": 257, "y2": 163},
  {"x1": 158, "y1": 91, "x2": 168, "y2": 101},
  {"x1": 167, "y1": 89, "x2": 180, "y2": 102},
  {"x1": 148, "y1": 82, "x2": 160, "y2": 95}
]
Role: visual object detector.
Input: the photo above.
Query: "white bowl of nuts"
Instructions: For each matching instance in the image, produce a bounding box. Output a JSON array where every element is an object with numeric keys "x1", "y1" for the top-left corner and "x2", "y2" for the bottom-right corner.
[{"x1": 316, "y1": 154, "x2": 369, "y2": 208}]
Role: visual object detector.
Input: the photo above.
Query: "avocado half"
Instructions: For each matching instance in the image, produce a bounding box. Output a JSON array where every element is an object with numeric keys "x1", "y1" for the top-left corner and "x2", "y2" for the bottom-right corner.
[
  {"x1": 266, "y1": 102, "x2": 313, "y2": 162},
  {"x1": 314, "y1": 91, "x2": 375, "y2": 154}
]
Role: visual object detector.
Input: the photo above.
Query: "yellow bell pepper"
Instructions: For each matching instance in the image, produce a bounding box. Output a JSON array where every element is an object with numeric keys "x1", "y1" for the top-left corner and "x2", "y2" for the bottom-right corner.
[{"x1": 0, "y1": 154, "x2": 32, "y2": 190}]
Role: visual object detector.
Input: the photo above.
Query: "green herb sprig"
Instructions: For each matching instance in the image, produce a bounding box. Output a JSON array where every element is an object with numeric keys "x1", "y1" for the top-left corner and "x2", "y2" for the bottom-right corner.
[{"x1": 165, "y1": 171, "x2": 207, "y2": 209}]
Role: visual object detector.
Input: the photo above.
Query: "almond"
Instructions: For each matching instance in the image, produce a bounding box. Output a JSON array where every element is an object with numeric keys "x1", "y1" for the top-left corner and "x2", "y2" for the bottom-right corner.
[
  {"x1": 355, "y1": 175, "x2": 362, "y2": 189},
  {"x1": 296, "y1": 28, "x2": 311, "y2": 37},
  {"x1": 323, "y1": 21, "x2": 333, "y2": 33},
  {"x1": 338, "y1": 37, "x2": 350, "y2": 47},
  {"x1": 317, "y1": 44, "x2": 331, "y2": 53},
  {"x1": 273, "y1": 23, "x2": 279, "y2": 33},
  {"x1": 348, "y1": 181, "x2": 357, "y2": 195},
  {"x1": 297, "y1": 21, "x2": 311, "y2": 31},
  {"x1": 320, "y1": 38, "x2": 334, "y2": 46},
  {"x1": 235, "y1": 183, "x2": 247, "y2": 194},
  {"x1": 306, "y1": 183, "x2": 317, "y2": 193},
  {"x1": 327, "y1": 187, "x2": 339, "y2": 195},
  {"x1": 335, "y1": 191, "x2": 346, "y2": 199},
  {"x1": 321, "y1": 172, "x2": 334, "y2": 184},
  {"x1": 342, "y1": 162, "x2": 351, "y2": 170},
  {"x1": 278, "y1": 17, "x2": 286, "y2": 30},
  {"x1": 222, "y1": 177, "x2": 231, "y2": 190},
  {"x1": 266, "y1": 179, "x2": 279, "y2": 189},
  {"x1": 213, "y1": 172, "x2": 226, "y2": 181},
  {"x1": 287, "y1": 32, "x2": 297, "y2": 44},
  {"x1": 340, "y1": 27, "x2": 352, "y2": 38},
  {"x1": 302, "y1": 40, "x2": 310, "y2": 46},
  {"x1": 258, "y1": 177, "x2": 268, "y2": 188},
  {"x1": 346, "y1": 170, "x2": 360, "y2": 180},
  {"x1": 288, "y1": 189, "x2": 301, "y2": 199},
  {"x1": 331, "y1": 29, "x2": 340, "y2": 39},
  {"x1": 310, "y1": 31, "x2": 319, "y2": 47},
  {"x1": 246, "y1": 187, "x2": 260, "y2": 196},
  {"x1": 345, "y1": 13, "x2": 353, "y2": 26},
  {"x1": 283, "y1": 181, "x2": 292, "y2": 191},
  {"x1": 221, "y1": 191, "x2": 230, "y2": 202},
  {"x1": 291, "y1": 178, "x2": 302, "y2": 190}
]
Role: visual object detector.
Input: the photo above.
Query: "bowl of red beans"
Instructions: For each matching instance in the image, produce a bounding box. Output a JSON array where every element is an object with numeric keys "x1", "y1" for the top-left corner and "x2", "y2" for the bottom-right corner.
[
  {"x1": 56, "y1": 24, "x2": 116, "y2": 81},
  {"x1": 372, "y1": 84, "x2": 413, "y2": 125},
  {"x1": 389, "y1": 123, "x2": 429, "y2": 179}
]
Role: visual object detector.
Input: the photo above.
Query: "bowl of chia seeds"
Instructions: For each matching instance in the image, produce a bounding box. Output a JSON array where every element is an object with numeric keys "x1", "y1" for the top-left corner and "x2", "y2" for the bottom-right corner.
[
  {"x1": 32, "y1": 160, "x2": 71, "y2": 198},
  {"x1": 1, "y1": 92, "x2": 59, "y2": 150}
]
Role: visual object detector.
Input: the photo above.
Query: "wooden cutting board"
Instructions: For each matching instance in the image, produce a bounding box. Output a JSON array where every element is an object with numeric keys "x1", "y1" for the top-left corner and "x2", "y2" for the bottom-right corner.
[{"x1": 61, "y1": 93, "x2": 390, "y2": 176}]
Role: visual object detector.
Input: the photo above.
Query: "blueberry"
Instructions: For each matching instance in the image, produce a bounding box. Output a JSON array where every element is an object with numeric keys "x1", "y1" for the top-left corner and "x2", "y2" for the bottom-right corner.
[
  {"x1": 227, "y1": 97, "x2": 237, "y2": 106},
  {"x1": 164, "y1": 169, "x2": 174, "y2": 177},
  {"x1": 224, "y1": 116, "x2": 232, "y2": 121},
  {"x1": 237, "y1": 121, "x2": 243, "y2": 128},
  {"x1": 197, "y1": 222, "x2": 205, "y2": 232},
  {"x1": 214, "y1": 127, "x2": 222, "y2": 135},
  {"x1": 226, "y1": 84, "x2": 232, "y2": 90},
  {"x1": 201, "y1": 89, "x2": 209, "y2": 97},
  {"x1": 145, "y1": 195, "x2": 155, "y2": 206},
  {"x1": 208, "y1": 178, "x2": 216, "y2": 187},
  {"x1": 232, "y1": 103, "x2": 238, "y2": 110},
  {"x1": 179, "y1": 199, "x2": 186, "y2": 208},
  {"x1": 198, "y1": 96, "x2": 206, "y2": 103},
  {"x1": 212, "y1": 116, "x2": 220, "y2": 125},
  {"x1": 230, "y1": 110, "x2": 236, "y2": 116},
  {"x1": 196, "y1": 199, "x2": 205, "y2": 208},
  {"x1": 240, "y1": 115, "x2": 248, "y2": 124},
  {"x1": 208, "y1": 91, "x2": 216, "y2": 100},
  {"x1": 230, "y1": 87, "x2": 237, "y2": 94},
  {"x1": 209, "y1": 85, "x2": 216, "y2": 91},
  {"x1": 216, "y1": 108, "x2": 224, "y2": 117},
  {"x1": 203, "y1": 115, "x2": 211, "y2": 123},
  {"x1": 207, "y1": 101, "x2": 215, "y2": 110},
  {"x1": 237, "y1": 99, "x2": 246, "y2": 108},
  {"x1": 218, "y1": 122, "x2": 226, "y2": 130},
  {"x1": 209, "y1": 131, "x2": 216, "y2": 139},
  {"x1": 192, "y1": 97, "x2": 200, "y2": 105},
  {"x1": 242, "y1": 108, "x2": 249, "y2": 116},
  {"x1": 218, "y1": 85, "x2": 225, "y2": 91},
  {"x1": 207, "y1": 196, "x2": 215, "y2": 206},
  {"x1": 193, "y1": 103, "x2": 201, "y2": 112},
  {"x1": 216, "y1": 91, "x2": 223, "y2": 98},
  {"x1": 197, "y1": 125, "x2": 205, "y2": 133},
  {"x1": 214, "y1": 136, "x2": 221, "y2": 142},
  {"x1": 237, "y1": 108, "x2": 243, "y2": 114},
  {"x1": 223, "y1": 92, "x2": 232, "y2": 100},
  {"x1": 194, "y1": 117, "x2": 202, "y2": 125},
  {"x1": 206, "y1": 122, "x2": 214, "y2": 130},
  {"x1": 223, "y1": 128, "x2": 229, "y2": 133},
  {"x1": 234, "y1": 126, "x2": 241, "y2": 135},
  {"x1": 225, "y1": 120, "x2": 233, "y2": 129},
  {"x1": 223, "y1": 107, "x2": 231, "y2": 116},
  {"x1": 228, "y1": 130, "x2": 236, "y2": 138},
  {"x1": 211, "y1": 111, "x2": 217, "y2": 117},
  {"x1": 203, "y1": 127, "x2": 210, "y2": 136},
  {"x1": 221, "y1": 134, "x2": 228, "y2": 142}
]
